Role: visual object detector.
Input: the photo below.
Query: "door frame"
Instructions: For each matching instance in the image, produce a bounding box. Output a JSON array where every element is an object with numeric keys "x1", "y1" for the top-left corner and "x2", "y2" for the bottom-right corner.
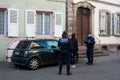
[
  {"x1": 76, "y1": 7, "x2": 91, "y2": 45},
  {"x1": 73, "y1": 2, "x2": 95, "y2": 45}
]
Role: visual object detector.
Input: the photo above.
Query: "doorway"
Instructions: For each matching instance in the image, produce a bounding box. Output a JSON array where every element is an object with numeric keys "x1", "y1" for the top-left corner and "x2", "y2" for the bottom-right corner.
[{"x1": 76, "y1": 7, "x2": 91, "y2": 45}]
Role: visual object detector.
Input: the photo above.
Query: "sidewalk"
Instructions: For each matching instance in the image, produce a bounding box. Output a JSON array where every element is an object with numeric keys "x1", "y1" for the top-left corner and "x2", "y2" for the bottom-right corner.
[
  {"x1": 78, "y1": 50, "x2": 120, "y2": 64},
  {"x1": 95, "y1": 51, "x2": 120, "y2": 62}
]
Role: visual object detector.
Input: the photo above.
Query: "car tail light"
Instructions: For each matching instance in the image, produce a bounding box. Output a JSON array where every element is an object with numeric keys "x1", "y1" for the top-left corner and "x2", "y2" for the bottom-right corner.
[{"x1": 23, "y1": 51, "x2": 28, "y2": 57}]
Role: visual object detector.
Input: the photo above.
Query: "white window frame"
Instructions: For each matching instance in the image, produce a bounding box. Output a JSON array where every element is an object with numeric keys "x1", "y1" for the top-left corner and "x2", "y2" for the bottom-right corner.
[{"x1": 36, "y1": 12, "x2": 52, "y2": 36}]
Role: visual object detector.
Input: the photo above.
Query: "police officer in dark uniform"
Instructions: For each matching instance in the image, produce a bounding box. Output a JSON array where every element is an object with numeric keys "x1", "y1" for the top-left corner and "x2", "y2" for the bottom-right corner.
[
  {"x1": 84, "y1": 33, "x2": 95, "y2": 65},
  {"x1": 58, "y1": 31, "x2": 72, "y2": 75}
]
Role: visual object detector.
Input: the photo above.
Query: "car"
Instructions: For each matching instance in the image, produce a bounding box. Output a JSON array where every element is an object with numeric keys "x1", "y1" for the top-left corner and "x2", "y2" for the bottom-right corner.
[{"x1": 11, "y1": 39, "x2": 60, "y2": 70}]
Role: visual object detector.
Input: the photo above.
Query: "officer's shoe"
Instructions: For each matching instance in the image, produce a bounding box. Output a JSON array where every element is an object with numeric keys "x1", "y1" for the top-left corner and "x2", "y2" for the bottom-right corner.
[
  {"x1": 89, "y1": 63, "x2": 93, "y2": 65},
  {"x1": 86, "y1": 62, "x2": 90, "y2": 65},
  {"x1": 58, "y1": 72, "x2": 62, "y2": 75},
  {"x1": 67, "y1": 72, "x2": 72, "y2": 75},
  {"x1": 86, "y1": 62, "x2": 93, "y2": 65}
]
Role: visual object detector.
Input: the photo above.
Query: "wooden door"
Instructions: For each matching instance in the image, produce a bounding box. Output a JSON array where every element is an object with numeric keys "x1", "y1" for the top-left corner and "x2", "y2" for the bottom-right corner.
[{"x1": 77, "y1": 7, "x2": 90, "y2": 45}]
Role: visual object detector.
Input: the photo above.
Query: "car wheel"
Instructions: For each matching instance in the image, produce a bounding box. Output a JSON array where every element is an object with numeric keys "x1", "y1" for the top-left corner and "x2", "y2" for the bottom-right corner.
[{"x1": 27, "y1": 58, "x2": 40, "y2": 70}]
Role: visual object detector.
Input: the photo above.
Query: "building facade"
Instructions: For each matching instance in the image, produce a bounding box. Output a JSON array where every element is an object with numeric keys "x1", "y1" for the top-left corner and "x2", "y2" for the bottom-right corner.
[
  {"x1": 0, "y1": 0, "x2": 66, "y2": 61},
  {"x1": 67, "y1": 0, "x2": 120, "y2": 51}
]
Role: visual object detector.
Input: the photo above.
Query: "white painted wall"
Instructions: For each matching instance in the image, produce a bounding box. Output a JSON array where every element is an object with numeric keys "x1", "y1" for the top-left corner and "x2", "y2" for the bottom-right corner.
[
  {"x1": 73, "y1": 0, "x2": 84, "y2": 3},
  {"x1": 100, "y1": 0, "x2": 120, "y2": 5},
  {"x1": 73, "y1": 0, "x2": 120, "y2": 44},
  {"x1": 88, "y1": 1, "x2": 120, "y2": 44}
]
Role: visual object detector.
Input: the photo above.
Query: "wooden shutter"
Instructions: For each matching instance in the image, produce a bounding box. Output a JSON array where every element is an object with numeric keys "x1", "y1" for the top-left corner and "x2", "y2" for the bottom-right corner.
[
  {"x1": 25, "y1": 10, "x2": 36, "y2": 37},
  {"x1": 8, "y1": 9, "x2": 18, "y2": 37},
  {"x1": 54, "y1": 12, "x2": 63, "y2": 37}
]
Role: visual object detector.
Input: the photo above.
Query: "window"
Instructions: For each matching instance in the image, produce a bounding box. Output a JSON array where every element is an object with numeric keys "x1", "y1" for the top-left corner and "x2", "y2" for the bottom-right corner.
[
  {"x1": 116, "y1": 14, "x2": 120, "y2": 35},
  {"x1": 0, "y1": 8, "x2": 18, "y2": 37},
  {"x1": 0, "y1": 9, "x2": 7, "y2": 35},
  {"x1": 30, "y1": 42, "x2": 44, "y2": 49},
  {"x1": 99, "y1": 11, "x2": 110, "y2": 36},
  {"x1": 46, "y1": 40, "x2": 58, "y2": 49},
  {"x1": 36, "y1": 12, "x2": 52, "y2": 36},
  {"x1": 16, "y1": 41, "x2": 27, "y2": 49}
]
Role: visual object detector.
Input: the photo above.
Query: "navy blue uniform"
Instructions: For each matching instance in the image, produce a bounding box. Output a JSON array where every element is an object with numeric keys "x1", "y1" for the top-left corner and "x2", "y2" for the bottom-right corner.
[
  {"x1": 58, "y1": 37, "x2": 71, "y2": 74},
  {"x1": 84, "y1": 36, "x2": 95, "y2": 65}
]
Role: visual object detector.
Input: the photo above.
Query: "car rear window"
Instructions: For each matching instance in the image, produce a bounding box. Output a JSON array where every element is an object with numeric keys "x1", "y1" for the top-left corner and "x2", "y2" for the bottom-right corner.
[{"x1": 16, "y1": 41, "x2": 28, "y2": 49}]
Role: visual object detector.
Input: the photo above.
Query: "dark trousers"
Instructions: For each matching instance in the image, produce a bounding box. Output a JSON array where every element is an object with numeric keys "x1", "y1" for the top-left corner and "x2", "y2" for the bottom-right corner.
[
  {"x1": 59, "y1": 50, "x2": 71, "y2": 74},
  {"x1": 86, "y1": 48, "x2": 94, "y2": 64},
  {"x1": 71, "y1": 51, "x2": 78, "y2": 64}
]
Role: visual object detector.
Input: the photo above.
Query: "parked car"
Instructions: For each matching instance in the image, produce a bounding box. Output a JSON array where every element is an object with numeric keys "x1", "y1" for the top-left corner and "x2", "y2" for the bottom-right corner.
[{"x1": 11, "y1": 39, "x2": 60, "y2": 70}]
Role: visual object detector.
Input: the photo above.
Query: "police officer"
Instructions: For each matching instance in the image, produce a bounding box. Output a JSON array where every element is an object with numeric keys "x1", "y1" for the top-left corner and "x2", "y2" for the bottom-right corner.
[
  {"x1": 84, "y1": 33, "x2": 95, "y2": 65},
  {"x1": 70, "y1": 33, "x2": 78, "y2": 68},
  {"x1": 58, "y1": 31, "x2": 72, "y2": 75}
]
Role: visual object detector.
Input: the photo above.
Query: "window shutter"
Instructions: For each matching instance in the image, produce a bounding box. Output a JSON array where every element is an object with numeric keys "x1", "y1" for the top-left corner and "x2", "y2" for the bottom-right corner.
[
  {"x1": 114, "y1": 13, "x2": 117, "y2": 35},
  {"x1": 25, "y1": 10, "x2": 36, "y2": 37},
  {"x1": 8, "y1": 9, "x2": 18, "y2": 37},
  {"x1": 54, "y1": 12, "x2": 63, "y2": 37},
  {"x1": 110, "y1": 13, "x2": 114, "y2": 35}
]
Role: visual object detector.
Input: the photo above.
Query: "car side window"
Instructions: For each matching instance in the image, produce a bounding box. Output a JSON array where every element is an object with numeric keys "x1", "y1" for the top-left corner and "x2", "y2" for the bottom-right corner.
[
  {"x1": 46, "y1": 41, "x2": 58, "y2": 49},
  {"x1": 39, "y1": 41, "x2": 47, "y2": 49},
  {"x1": 30, "y1": 42, "x2": 44, "y2": 49},
  {"x1": 16, "y1": 41, "x2": 27, "y2": 49}
]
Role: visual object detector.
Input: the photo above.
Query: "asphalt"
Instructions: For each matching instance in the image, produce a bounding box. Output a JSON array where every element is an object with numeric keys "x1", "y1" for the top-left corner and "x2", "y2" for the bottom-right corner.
[{"x1": 0, "y1": 51, "x2": 120, "y2": 80}]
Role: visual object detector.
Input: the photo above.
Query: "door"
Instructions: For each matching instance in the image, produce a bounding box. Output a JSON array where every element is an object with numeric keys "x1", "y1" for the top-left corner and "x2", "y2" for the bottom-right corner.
[
  {"x1": 39, "y1": 40, "x2": 59, "y2": 64},
  {"x1": 77, "y1": 7, "x2": 90, "y2": 45},
  {"x1": 45, "y1": 40, "x2": 59, "y2": 63}
]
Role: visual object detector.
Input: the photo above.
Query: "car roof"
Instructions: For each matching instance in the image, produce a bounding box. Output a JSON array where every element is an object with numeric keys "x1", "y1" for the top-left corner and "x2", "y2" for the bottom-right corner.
[{"x1": 20, "y1": 39, "x2": 58, "y2": 42}]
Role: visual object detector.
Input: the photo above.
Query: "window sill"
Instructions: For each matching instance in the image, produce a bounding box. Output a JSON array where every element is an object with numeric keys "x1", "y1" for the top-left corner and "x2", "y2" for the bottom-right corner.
[
  {"x1": 114, "y1": 35, "x2": 120, "y2": 37},
  {"x1": 99, "y1": 34, "x2": 110, "y2": 37}
]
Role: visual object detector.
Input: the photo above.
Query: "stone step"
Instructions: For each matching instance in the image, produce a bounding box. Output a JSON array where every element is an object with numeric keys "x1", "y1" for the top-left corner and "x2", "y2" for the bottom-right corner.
[
  {"x1": 77, "y1": 45, "x2": 108, "y2": 58},
  {"x1": 78, "y1": 51, "x2": 109, "y2": 58}
]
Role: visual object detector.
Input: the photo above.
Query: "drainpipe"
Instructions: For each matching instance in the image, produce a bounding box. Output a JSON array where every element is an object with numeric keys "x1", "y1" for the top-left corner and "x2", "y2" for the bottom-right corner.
[{"x1": 65, "y1": 0, "x2": 68, "y2": 33}]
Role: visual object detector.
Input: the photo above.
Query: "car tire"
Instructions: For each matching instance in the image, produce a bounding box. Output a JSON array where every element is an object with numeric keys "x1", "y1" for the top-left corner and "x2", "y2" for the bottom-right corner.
[{"x1": 27, "y1": 58, "x2": 40, "y2": 70}]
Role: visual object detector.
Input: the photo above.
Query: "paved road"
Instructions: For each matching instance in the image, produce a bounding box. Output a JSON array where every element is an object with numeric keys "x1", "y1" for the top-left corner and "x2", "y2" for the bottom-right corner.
[{"x1": 0, "y1": 51, "x2": 120, "y2": 80}]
